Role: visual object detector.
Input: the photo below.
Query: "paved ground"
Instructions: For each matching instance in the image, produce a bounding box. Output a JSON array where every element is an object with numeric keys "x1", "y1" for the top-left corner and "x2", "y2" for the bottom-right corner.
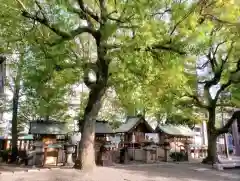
[{"x1": 1, "y1": 163, "x2": 239, "y2": 181}]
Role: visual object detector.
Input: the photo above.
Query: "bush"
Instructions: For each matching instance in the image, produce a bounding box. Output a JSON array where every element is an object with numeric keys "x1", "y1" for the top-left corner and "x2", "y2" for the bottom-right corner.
[
  {"x1": 169, "y1": 152, "x2": 186, "y2": 161},
  {"x1": 1, "y1": 149, "x2": 11, "y2": 162}
]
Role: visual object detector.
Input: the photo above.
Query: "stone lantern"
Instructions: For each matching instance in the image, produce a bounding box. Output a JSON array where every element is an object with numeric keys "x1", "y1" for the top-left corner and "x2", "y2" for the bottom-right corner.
[
  {"x1": 163, "y1": 137, "x2": 171, "y2": 162},
  {"x1": 69, "y1": 132, "x2": 81, "y2": 158},
  {"x1": 33, "y1": 141, "x2": 44, "y2": 166},
  {"x1": 201, "y1": 145, "x2": 208, "y2": 158},
  {"x1": 185, "y1": 138, "x2": 192, "y2": 161},
  {"x1": 63, "y1": 143, "x2": 75, "y2": 166}
]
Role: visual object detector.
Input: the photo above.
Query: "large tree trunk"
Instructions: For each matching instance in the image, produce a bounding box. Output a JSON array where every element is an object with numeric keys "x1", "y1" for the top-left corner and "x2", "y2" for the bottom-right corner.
[
  {"x1": 202, "y1": 108, "x2": 218, "y2": 164},
  {"x1": 75, "y1": 117, "x2": 96, "y2": 170},
  {"x1": 203, "y1": 133, "x2": 218, "y2": 164},
  {"x1": 74, "y1": 83, "x2": 107, "y2": 170},
  {"x1": 0, "y1": 56, "x2": 6, "y2": 124},
  {"x1": 10, "y1": 54, "x2": 23, "y2": 163},
  {"x1": 10, "y1": 82, "x2": 20, "y2": 163}
]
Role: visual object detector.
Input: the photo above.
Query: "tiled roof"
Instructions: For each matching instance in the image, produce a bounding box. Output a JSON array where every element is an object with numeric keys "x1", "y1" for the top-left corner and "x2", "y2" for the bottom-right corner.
[
  {"x1": 115, "y1": 116, "x2": 154, "y2": 133},
  {"x1": 78, "y1": 120, "x2": 114, "y2": 134},
  {"x1": 155, "y1": 124, "x2": 197, "y2": 137},
  {"x1": 29, "y1": 121, "x2": 69, "y2": 135},
  {"x1": 95, "y1": 121, "x2": 114, "y2": 134}
]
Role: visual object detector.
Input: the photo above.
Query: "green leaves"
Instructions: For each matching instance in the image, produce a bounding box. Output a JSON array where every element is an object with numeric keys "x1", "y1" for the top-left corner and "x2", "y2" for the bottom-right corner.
[
  {"x1": 100, "y1": 22, "x2": 118, "y2": 41},
  {"x1": 2, "y1": 0, "x2": 240, "y2": 128}
]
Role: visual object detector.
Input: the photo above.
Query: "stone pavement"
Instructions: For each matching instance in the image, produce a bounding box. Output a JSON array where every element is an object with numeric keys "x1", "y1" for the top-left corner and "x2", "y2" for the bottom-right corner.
[
  {"x1": 216, "y1": 155, "x2": 240, "y2": 168},
  {"x1": 0, "y1": 163, "x2": 239, "y2": 181}
]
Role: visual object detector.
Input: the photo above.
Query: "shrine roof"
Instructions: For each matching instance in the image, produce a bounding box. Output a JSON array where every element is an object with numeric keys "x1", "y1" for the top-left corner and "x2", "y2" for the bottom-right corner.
[
  {"x1": 78, "y1": 120, "x2": 114, "y2": 134},
  {"x1": 29, "y1": 120, "x2": 69, "y2": 135},
  {"x1": 95, "y1": 120, "x2": 114, "y2": 134},
  {"x1": 155, "y1": 124, "x2": 197, "y2": 137},
  {"x1": 115, "y1": 115, "x2": 154, "y2": 133}
]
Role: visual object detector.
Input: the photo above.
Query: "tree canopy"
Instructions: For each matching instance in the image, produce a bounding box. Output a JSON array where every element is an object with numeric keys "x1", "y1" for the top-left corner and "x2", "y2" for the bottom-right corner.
[{"x1": 1, "y1": 0, "x2": 240, "y2": 168}]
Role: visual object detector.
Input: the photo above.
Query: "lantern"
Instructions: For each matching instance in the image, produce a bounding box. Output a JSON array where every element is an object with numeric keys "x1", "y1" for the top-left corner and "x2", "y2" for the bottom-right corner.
[
  {"x1": 164, "y1": 137, "x2": 170, "y2": 150},
  {"x1": 64, "y1": 143, "x2": 75, "y2": 154}
]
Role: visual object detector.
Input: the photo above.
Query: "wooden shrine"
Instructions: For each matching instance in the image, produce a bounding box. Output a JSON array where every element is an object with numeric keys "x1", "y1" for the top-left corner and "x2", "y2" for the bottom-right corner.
[
  {"x1": 29, "y1": 120, "x2": 68, "y2": 166},
  {"x1": 115, "y1": 115, "x2": 154, "y2": 146},
  {"x1": 115, "y1": 115, "x2": 157, "y2": 163}
]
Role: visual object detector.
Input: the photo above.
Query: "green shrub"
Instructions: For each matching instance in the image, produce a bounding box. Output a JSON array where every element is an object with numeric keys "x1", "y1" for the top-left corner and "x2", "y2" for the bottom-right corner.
[
  {"x1": 1, "y1": 149, "x2": 11, "y2": 162},
  {"x1": 169, "y1": 152, "x2": 186, "y2": 161}
]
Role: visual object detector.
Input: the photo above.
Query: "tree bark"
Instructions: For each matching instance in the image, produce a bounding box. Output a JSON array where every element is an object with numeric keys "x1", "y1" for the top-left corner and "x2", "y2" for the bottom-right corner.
[
  {"x1": 202, "y1": 108, "x2": 218, "y2": 164},
  {"x1": 10, "y1": 75, "x2": 21, "y2": 163},
  {"x1": 0, "y1": 56, "x2": 6, "y2": 131},
  {"x1": 74, "y1": 117, "x2": 96, "y2": 170},
  {"x1": 10, "y1": 87, "x2": 20, "y2": 162},
  {"x1": 202, "y1": 133, "x2": 217, "y2": 164},
  {"x1": 75, "y1": 54, "x2": 109, "y2": 170},
  {"x1": 10, "y1": 54, "x2": 23, "y2": 163},
  {"x1": 74, "y1": 76, "x2": 107, "y2": 170}
]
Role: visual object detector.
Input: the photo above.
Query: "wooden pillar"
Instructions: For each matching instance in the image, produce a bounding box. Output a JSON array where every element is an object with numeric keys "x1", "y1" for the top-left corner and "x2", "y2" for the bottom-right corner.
[
  {"x1": 43, "y1": 147, "x2": 47, "y2": 166},
  {"x1": 19, "y1": 140, "x2": 22, "y2": 150},
  {"x1": 6, "y1": 140, "x2": 11, "y2": 149},
  {"x1": 27, "y1": 140, "x2": 31, "y2": 150},
  {"x1": 23, "y1": 140, "x2": 27, "y2": 151},
  {"x1": 164, "y1": 137, "x2": 170, "y2": 162}
]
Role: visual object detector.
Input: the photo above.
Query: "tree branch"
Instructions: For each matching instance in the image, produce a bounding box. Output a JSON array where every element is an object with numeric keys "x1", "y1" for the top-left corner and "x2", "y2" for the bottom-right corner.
[
  {"x1": 216, "y1": 103, "x2": 236, "y2": 108},
  {"x1": 197, "y1": 60, "x2": 209, "y2": 69},
  {"x1": 99, "y1": 0, "x2": 108, "y2": 23},
  {"x1": 215, "y1": 58, "x2": 240, "y2": 102},
  {"x1": 151, "y1": 8, "x2": 171, "y2": 18},
  {"x1": 202, "y1": 13, "x2": 240, "y2": 26},
  {"x1": 186, "y1": 94, "x2": 208, "y2": 109},
  {"x1": 20, "y1": 1, "x2": 97, "y2": 44},
  {"x1": 22, "y1": 10, "x2": 96, "y2": 39},
  {"x1": 148, "y1": 44, "x2": 186, "y2": 55},
  {"x1": 214, "y1": 80, "x2": 232, "y2": 102},
  {"x1": 204, "y1": 41, "x2": 233, "y2": 95},
  {"x1": 105, "y1": 42, "x2": 186, "y2": 55},
  {"x1": 170, "y1": 2, "x2": 199, "y2": 36},
  {"x1": 217, "y1": 110, "x2": 240, "y2": 135},
  {"x1": 206, "y1": 27, "x2": 225, "y2": 72},
  {"x1": 77, "y1": 0, "x2": 100, "y2": 22}
]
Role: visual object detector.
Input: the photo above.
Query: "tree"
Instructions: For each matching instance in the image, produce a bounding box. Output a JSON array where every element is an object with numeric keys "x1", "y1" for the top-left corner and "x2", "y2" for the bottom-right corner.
[
  {"x1": 113, "y1": 0, "x2": 240, "y2": 165},
  {"x1": 10, "y1": 0, "x2": 225, "y2": 169},
  {"x1": 0, "y1": 55, "x2": 6, "y2": 128},
  {"x1": 0, "y1": 0, "x2": 34, "y2": 161},
  {"x1": 0, "y1": 1, "x2": 81, "y2": 161},
  {"x1": 10, "y1": 52, "x2": 25, "y2": 162},
  {"x1": 185, "y1": 2, "x2": 240, "y2": 163}
]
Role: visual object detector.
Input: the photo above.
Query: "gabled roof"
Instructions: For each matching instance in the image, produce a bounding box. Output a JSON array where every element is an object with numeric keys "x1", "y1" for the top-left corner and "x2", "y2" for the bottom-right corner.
[
  {"x1": 29, "y1": 120, "x2": 69, "y2": 135},
  {"x1": 95, "y1": 120, "x2": 114, "y2": 134},
  {"x1": 115, "y1": 116, "x2": 154, "y2": 133},
  {"x1": 78, "y1": 120, "x2": 114, "y2": 134},
  {"x1": 155, "y1": 124, "x2": 197, "y2": 137}
]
